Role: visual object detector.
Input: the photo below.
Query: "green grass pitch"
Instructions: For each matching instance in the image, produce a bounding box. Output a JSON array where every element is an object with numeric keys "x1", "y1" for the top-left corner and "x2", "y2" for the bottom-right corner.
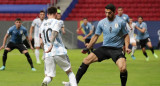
[{"x1": 0, "y1": 49, "x2": 160, "y2": 86}]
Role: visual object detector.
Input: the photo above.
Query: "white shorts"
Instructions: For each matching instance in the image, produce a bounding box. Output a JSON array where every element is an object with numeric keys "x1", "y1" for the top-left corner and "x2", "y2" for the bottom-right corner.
[
  {"x1": 130, "y1": 38, "x2": 136, "y2": 44},
  {"x1": 44, "y1": 55, "x2": 71, "y2": 77},
  {"x1": 34, "y1": 37, "x2": 40, "y2": 47}
]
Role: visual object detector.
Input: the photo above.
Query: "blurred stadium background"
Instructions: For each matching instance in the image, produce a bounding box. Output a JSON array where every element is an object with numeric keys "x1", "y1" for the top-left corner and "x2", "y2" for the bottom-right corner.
[{"x1": 0, "y1": 0, "x2": 160, "y2": 86}]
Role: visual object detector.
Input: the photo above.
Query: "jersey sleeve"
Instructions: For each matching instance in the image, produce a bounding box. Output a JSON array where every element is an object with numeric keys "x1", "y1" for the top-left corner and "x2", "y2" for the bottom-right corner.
[
  {"x1": 31, "y1": 19, "x2": 36, "y2": 27},
  {"x1": 7, "y1": 27, "x2": 12, "y2": 35},
  {"x1": 61, "y1": 21, "x2": 65, "y2": 28},
  {"x1": 142, "y1": 23, "x2": 147, "y2": 29},
  {"x1": 121, "y1": 21, "x2": 128, "y2": 35},
  {"x1": 51, "y1": 21, "x2": 61, "y2": 32},
  {"x1": 95, "y1": 21, "x2": 102, "y2": 35},
  {"x1": 24, "y1": 28, "x2": 28, "y2": 37},
  {"x1": 89, "y1": 23, "x2": 93, "y2": 31}
]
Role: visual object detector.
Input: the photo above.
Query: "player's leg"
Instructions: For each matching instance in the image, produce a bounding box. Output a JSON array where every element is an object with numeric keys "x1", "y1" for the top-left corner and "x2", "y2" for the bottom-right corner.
[
  {"x1": 54, "y1": 55, "x2": 77, "y2": 86},
  {"x1": 22, "y1": 50, "x2": 36, "y2": 71},
  {"x1": 76, "y1": 53, "x2": 98, "y2": 84},
  {"x1": 131, "y1": 42, "x2": 137, "y2": 60},
  {"x1": 0, "y1": 42, "x2": 15, "y2": 70},
  {"x1": 116, "y1": 58, "x2": 127, "y2": 86},
  {"x1": 157, "y1": 40, "x2": 160, "y2": 49},
  {"x1": 147, "y1": 41, "x2": 158, "y2": 58},
  {"x1": 42, "y1": 57, "x2": 55, "y2": 86},
  {"x1": 0, "y1": 48, "x2": 10, "y2": 70},
  {"x1": 34, "y1": 38, "x2": 41, "y2": 64},
  {"x1": 17, "y1": 44, "x2": 36, "y2": 71}
]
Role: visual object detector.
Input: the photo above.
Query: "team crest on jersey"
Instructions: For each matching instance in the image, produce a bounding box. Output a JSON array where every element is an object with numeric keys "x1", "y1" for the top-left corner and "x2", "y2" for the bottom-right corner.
[
  {"x1": 115, "y1": 23, "x2": 118, "y2": 28},
  {"x1": 20, "y1": 30, "x2": 23, "y2": 34}
]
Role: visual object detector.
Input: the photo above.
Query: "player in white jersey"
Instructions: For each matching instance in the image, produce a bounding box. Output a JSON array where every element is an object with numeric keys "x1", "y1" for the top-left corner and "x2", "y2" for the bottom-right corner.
[
  {"x1": 126, "y1": 18, "x2": 137, "y2": 60},
  {"x1": 39, "y1": 7, "x2": 77, "y2": 86},
  {"x1": 29, "y1": 11, "x2": 45, "y2": 64},
  {"x1": 57, "y1": 13, "x2": 65, "y2": 35}
]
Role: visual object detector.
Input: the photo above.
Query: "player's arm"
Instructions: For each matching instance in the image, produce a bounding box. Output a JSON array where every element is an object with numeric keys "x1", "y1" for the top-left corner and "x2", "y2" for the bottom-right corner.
[
  {"x1": 0, "y1": 33, "x2": 9, "y2": 50},
  {"x1": 81, "y1": 34, "x2": 99, "y2": 54},
  {"x1": 87, "y1": 34, "x2": 99, "y2": 49},
  {"x1": 45, "y1": 30, "x2": 58, "y2": 53},
  {"x1": 29, "y1": 26, "x2": 34, "y2": 41},
  {"x1": 61, "y1": 27, "x2": 65, "y2": 34},
  {"x1": 83, "y1": 30, "x2": 93, "y2": 40},
  {"x1": 76, "y1": 26, "x2": 82, "y2": 33},
  {"x1": 135, "y1": 26, "x2": 146, "y2": 33},
  {"x1": 124, "y1": 34, "x2": 131, "y2": 54},
  {"x1": 26, "y1": 36, "x2": 34, "y2": 50}
]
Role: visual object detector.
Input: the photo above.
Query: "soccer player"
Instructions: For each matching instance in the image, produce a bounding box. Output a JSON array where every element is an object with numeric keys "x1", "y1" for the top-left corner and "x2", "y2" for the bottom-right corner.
[
  {"x1": 29, "y1": 10, "x2": 45, "y2": 64},
  {"x1": 135, "y1": 16, "x2": 158, "y2": 61},
  {"x1": 126, "y1": 18, "x2": 137, "y2": 60},
  {"x1": 57, "y1": 13, "x2": 65, "y2": 35},
  {"x1": 77, "y1": 18, "x2": 94, "y2": 54},
  {"x1": 40, "y1": 7, "x2": 77, "y2": 86},
  {"x1": 63, "y1": 4, "x2": 131, "y2": 86},
  {"x1": 0, "y1": 18, "x2": 36, "y2": 71}
]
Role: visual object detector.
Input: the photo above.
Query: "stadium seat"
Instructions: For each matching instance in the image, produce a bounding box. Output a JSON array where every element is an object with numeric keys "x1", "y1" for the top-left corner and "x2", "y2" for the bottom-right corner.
[{"x1": 66, "y1": 0, "x2": 160, "y2": 21}]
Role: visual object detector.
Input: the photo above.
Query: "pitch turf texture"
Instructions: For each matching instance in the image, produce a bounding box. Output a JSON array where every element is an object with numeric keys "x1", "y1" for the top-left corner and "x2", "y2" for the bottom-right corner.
[{"x1": 0, "y1": 49, "x2": 160, "y2": 86}]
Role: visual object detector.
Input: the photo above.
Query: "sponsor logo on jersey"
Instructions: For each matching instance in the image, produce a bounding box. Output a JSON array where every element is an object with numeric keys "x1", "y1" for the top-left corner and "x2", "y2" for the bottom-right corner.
[{"x1": 115, "y1": 23, "x2": 118, "y2": 28}]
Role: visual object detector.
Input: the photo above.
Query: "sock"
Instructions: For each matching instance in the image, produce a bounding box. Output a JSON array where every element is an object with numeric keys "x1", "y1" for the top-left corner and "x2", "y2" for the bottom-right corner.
[
  {"x1": 25, "y1": 53, "x2": 34, "y2": 68},
  {"x1": 158, "y1": 41, "x2": 160, "y2": 49},
  {"x1": 131, "y1": 46, "x2": 137, "y2": 56},
  {"x1": 76, "y1": 63, "x2": 89, "y2": 84},
  {"x1": 149, "y1": 48, "x2": 154, "y2": 54},
  {"x1": 2, "y1": 50, "x2": 9, "y2": 66},
  {"x1": 143, "y1": 52, "x2": 148, "y2": 58},
  {"x1": 43, "y1": 76, "x2": 52, "y2": 84},
  {"x1": 68, "y1": 72, "x2": 77, "y2": 86},
  {"x1": 90, "y1": 48, "x2": 94, "y2": 52},
  {"x1": 88, "y1": 51, "x2": 90, "y2": 54},
  {"x1": 120, "y1": 70, "x2": 128, "y2": 86},
  {"x1": 35, "y1": 49, "x2": 40, "y2": 62}
]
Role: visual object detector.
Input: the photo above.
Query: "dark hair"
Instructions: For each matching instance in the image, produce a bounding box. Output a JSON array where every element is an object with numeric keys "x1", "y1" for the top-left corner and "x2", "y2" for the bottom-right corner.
[
  {"x1": 57, "y1": 6, "x2": 60, "y2": 9},
  {"x1": 83, "y1": 17, "x2": 88, "y2": 20},
  {"x1": 47, "y1": 6, "x2": 57, "y2": 15},
  {"x1": 138, "y1": 16, "x2": 143, "y2": 19},
  {"x1": 57, "y1": 13, "x2": 61, "y2": 15},
  {"x1": 118, "y1": 7, "x2": 123, "y2": 9},
  {"x1": 105, "y1": 4, "x2": 116, "y2": 12},
  {"x1": 15, "y1": 18, "x2": 22, "y2": 21},
  {"x1": 40, "y1": 10, "x2": 45, "y2": 13}
]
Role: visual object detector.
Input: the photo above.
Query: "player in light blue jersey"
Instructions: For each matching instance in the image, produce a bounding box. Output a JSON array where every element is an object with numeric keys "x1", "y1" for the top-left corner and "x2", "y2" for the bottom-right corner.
[
  {"x1": 0, "y1": 18, "x2": 36, "y2": 71},
  {"x1": 116, "y1": 7, "x2": 129, "y2": 23},
  {"x1": 135, "y1": 16, "x2": 158, "y2": 61},
  {"x1": 63, "y1": 4, "x2": 131, "y2": 86},
  {"x1": 77, "y1": 18, "x2": 94, "y2": 54}
]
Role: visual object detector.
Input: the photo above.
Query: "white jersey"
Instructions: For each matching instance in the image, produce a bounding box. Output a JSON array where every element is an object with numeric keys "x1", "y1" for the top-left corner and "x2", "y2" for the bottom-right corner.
[
  {"x1": 31, "y1": 18, "x2": 43, "y2": 38},
  {"x1": 40, "y1": 19, "x2": 67, "y2": 57},
  {"x1": 59, "y1": 20, "x2": 65, "y2": 28},
  {"x1": 126, "y1": 23, "x2": 136, "y2": 39}
]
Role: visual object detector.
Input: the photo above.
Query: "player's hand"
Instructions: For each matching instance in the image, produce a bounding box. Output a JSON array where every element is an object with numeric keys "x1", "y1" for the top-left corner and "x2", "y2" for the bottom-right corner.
[
  {"x1": 30, "y1": 46, "x2": 34, "y2": 52},
  {"x1": 45, "y1": 44, "x2": 53, "y2": 53},
  {"x1": 83, "y1": 37, "x2": 87, "y2": 40},
  {"x1": 81, "y1": 48, "x2": 89, "y2": 54},
  {"x1": 76, "y1": 29, "x2": 80, "y2": 33},
  {"x1": 29, "y1": 36, "x2": 32, "y2": 41},
  {"x1": 125, "y1": 48, "x2": 131, "y2": 54},
  {"x1": 0, "y1": 45, "x2": 5, "y2": 50},
  {"x1": 62, "y1": 31, "x2": 66, "y2": 35}
]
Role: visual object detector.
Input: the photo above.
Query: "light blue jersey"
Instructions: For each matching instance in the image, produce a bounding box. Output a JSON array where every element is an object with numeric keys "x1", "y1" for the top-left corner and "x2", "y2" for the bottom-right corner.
[
  {"x1": 136, "y1": 22, "x2": 149, "y2": 40},
  {"x1": 116, "y1": 14, "x2": 129, "y2": 23},
  {"x1": 7, "y1": 25, "x2": 28, "y2": 44},
  {"x1": 95, "y1": 16, "x2": 128, "y2": 48},
  {"x1": 81, "y1": 22, "x2": 93, "y2": 39}
]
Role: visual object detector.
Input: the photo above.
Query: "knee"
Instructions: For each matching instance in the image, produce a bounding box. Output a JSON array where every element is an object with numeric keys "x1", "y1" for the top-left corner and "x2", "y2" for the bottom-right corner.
[
  {"x1": 3, "y1": 49, "x2": 9, "y2": 55},
  {"x1": 22, "y1": 50, "x2": 28, "y2": 54},
  {"x1": 120, "y1": 66, "x2": 126, "y2": 73},
  {"x1": 83, "y1": 57, "x2": 91, "y2": 65},
  {"x1": 66, "y1": 68, "x2": 72, "y2": 75}
]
